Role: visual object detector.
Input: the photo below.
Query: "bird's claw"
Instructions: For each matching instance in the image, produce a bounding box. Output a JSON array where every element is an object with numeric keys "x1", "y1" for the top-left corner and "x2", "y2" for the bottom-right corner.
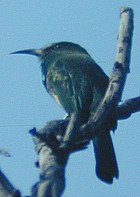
[{"x1": 59, "y1": 141, "x2": 69, "y2": 150}]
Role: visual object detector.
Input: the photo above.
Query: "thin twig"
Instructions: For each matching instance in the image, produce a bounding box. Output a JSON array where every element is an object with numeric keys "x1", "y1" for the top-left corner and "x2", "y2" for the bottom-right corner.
[{"x1": 117, "y1": 96, "x2": 140, "y2": 119}]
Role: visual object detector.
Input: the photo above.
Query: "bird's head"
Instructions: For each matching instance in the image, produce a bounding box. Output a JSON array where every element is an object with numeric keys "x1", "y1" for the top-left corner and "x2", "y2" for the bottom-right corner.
[{"x1": 11, "y1": 41, "x2": 89, "y2": 62}]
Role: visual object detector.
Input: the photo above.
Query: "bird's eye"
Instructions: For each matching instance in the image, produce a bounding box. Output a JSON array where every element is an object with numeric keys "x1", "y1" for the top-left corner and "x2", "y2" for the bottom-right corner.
[{"x1": 55, "y1": 45, "x2": 60, "y2": 49}]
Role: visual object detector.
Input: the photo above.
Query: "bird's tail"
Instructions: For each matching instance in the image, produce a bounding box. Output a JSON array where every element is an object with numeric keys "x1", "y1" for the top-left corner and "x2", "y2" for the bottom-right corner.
[{"x1": 93, "y1": 132, "x2": 118, "y2": 183}]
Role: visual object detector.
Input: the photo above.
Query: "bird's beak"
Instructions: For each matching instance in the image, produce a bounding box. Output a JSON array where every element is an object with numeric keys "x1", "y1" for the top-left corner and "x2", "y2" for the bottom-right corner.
[{"x1": 10, "y1": 49, "x2": 43, "y2": 57}]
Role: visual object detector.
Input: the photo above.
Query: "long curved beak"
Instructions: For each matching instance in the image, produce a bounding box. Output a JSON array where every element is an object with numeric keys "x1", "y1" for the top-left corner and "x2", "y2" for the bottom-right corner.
[{"x1": 10, "y1": 49, "x2": 43, "y2": 57}]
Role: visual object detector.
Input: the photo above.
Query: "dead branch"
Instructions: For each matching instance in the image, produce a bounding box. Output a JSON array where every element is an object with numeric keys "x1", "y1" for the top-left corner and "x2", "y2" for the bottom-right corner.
[
  {"x1": 28, "y1": 7, "x2": 136, "y2": 197},
  {"x1": 117, "y1": 96, "x2": 140, "y2": 119},
  {"x1": 0, "y1": 170, "x2": 21, "y2": 197},
  {"x1": 1, "y1": 6, "x2": 139, "y2": 197},
  {"x1": 81, "y1": 7, "x2": 134, "y2": 138}
]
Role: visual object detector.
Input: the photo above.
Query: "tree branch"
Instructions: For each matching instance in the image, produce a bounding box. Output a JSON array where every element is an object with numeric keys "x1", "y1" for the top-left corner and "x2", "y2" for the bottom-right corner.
[
  {"x1": 29, "y1": 124, "x2": 89, "y2": 197},
  {"x1": 28, "y1": 7, "x2": 136, "y2": 197},
  {"x1": 0, "y1": 170, "x2": 21, "y2": 197},
  {"x1": 80, "y1": 7, "x2": 134, "y2": 138},
  {"x1": 117, "y1": 96, "x2": 140, "y2": 119},
  {"x1": 1, "y1": 6, "x2": 138, "y2": 197}
]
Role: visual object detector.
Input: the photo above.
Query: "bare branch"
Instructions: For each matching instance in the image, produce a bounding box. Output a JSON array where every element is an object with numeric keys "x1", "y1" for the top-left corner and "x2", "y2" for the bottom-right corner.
[
  {"x1": 29, "y1": 123, "x2": 89, "y2": 197},
  {"x1": 0, "y1": 170, "x2": 21, "y2": 197},
  {"x1": 0, "y1": 5, "x2": 138, "y2": 197},
  {"x1": 0, "y1": 149, "x2": 11, "y2": 157},
  {"x1": 117, "y1": 96, "x2": 140, "y2": 119},
  {"x1": 27, "y1": 7, "x2": 137, "y2": 197},
  {"x1": 80, "y1": 7, "x2": 134, "y2": 138}
]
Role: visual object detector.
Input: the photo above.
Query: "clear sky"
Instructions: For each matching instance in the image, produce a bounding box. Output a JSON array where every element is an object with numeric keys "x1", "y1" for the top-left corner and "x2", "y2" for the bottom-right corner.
[{"x1": 0, "y1": 1, "x2": 140, "y2": 197}]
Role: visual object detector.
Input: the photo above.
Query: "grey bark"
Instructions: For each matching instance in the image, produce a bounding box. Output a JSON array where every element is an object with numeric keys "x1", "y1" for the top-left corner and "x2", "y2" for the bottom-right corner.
[{"x1": 0, "y1": 6, "x2": 138, "y2": 197}]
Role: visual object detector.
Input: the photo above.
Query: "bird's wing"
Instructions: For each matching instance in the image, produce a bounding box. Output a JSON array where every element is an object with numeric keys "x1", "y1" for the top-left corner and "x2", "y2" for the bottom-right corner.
[
  {"x1": 44, "y1": 54, "x2": 109, "y2": 120},
  {"x1": 45, "y1": 56, "x2": 95, "y2": 116}
]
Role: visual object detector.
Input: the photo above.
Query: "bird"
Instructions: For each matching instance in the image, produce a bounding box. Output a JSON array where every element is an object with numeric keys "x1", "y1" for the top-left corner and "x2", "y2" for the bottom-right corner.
[{"x1": 11, "y1": 41, "x2": 118, "y2": 183}]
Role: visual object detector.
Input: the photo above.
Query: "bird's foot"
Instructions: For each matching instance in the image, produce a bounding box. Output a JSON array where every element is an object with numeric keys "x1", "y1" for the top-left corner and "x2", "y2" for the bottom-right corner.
[{"x1": 59, "y1": 140, "x2": 70, "y2": 151}]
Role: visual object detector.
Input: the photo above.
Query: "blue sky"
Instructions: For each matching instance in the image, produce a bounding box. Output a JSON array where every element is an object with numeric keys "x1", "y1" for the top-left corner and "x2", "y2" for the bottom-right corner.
[{"x1": 0, "y1": 1, "x2": 140, "y2": 196}]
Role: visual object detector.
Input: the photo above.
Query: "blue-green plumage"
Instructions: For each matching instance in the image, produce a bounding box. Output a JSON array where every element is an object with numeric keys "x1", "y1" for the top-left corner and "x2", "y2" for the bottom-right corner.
[{"x1": 11, "y1": 41, "x2": 118, "y2": 183}]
